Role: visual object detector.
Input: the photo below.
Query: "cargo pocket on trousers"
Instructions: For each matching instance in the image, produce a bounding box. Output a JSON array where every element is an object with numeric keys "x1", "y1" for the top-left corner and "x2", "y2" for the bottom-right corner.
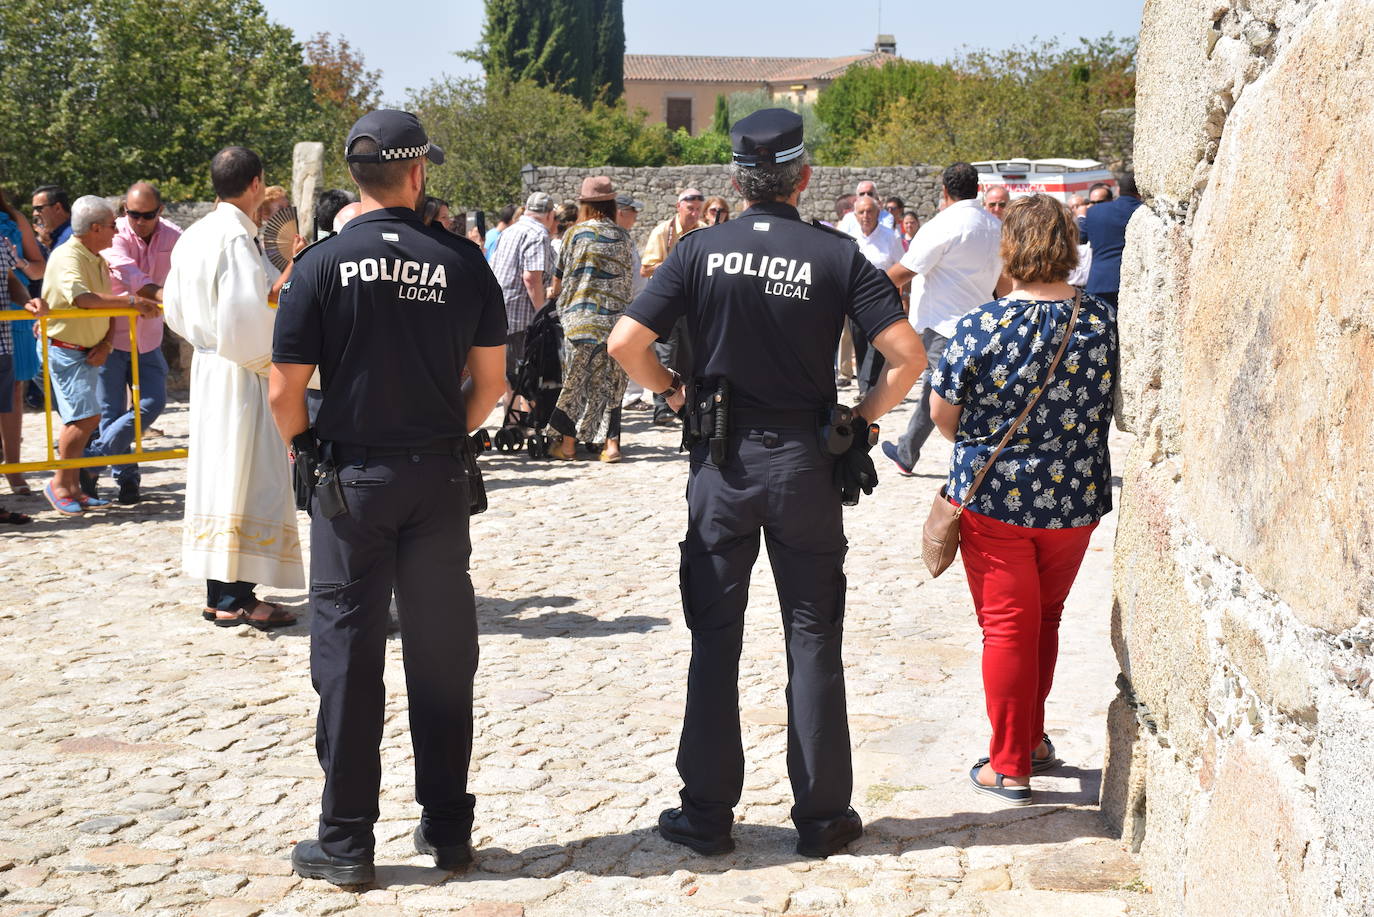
[
  {"x1": 310, "y1": 575, "x2": 370, "y2": 621},
  {"x1": 678, "y1": 540, "x2": 697, "y2": 630}
]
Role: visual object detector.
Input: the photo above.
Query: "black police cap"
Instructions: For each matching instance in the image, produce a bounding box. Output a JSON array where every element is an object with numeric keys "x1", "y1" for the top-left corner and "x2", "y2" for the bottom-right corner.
[
  {"x1": 345, "y1": 110, "x2": 445, "y2": 165},
  {"x1": 730, "y1": 108, "x2": 805, "y2": 167}
]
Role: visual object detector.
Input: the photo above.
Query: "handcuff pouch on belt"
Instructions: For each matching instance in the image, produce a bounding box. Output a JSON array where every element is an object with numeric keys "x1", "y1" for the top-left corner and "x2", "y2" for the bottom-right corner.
[
  {"x1": 682, "y1": 378, "x2": 731, "y2": 465},
  {"x1": 461, "y1": 436, "x2": 489, "y2": 516},
  {"x1": 291, "y1": 429, "x2": 347, "y2": 520}
]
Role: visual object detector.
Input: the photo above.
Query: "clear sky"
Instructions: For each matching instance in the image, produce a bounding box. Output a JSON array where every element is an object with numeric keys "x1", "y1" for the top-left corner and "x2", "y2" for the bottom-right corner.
[{"x1": 259, "y1": 0, "x2": 1145, "y2": 104}]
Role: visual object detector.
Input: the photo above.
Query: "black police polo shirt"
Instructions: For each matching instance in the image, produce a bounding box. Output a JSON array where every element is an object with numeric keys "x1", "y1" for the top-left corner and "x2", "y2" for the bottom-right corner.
[
  {"x1": 273, "y1": 206, "x2": 508, "y2": 446},
  {"x1": 626, "y1": 201, "x2": 905, "y2": 413}
]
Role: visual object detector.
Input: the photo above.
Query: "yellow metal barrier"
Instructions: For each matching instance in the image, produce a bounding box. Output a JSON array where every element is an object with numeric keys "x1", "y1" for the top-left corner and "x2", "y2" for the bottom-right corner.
[{"x1": 0, "y1": 307, "x2": 188, "y2": 473}]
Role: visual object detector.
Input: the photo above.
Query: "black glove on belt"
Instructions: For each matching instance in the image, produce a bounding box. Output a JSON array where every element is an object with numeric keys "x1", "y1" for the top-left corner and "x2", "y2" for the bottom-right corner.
[{"x1": 833, "y1": 412, "x2": 879, "y2": 506}]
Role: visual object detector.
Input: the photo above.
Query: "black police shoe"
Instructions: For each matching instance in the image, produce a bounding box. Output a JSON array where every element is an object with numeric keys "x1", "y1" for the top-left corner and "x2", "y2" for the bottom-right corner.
[
  {"x1": 796, "y1": 807, "x2": 863, "y2": 858},
  {"x1": 117, "y1": 480, "x2": 141, "y2": 505},
  {"x1": 290, "y1": 839, "x2": 375, "y2": 886},
  {"x1": 657, "y1": 807, "x2": 735, "y2": 855},
  {"x1": 79, "y1": 468, "x2": 99, "y2": 499},
  {"x1": 413, "y1": 824, "x2": 473, "y2": 870}
]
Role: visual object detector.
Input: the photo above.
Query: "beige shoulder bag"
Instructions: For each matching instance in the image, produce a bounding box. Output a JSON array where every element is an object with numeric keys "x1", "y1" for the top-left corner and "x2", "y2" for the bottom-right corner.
[{"x1": 921, "y1": 292, "x2": 1082, "y2": 577}]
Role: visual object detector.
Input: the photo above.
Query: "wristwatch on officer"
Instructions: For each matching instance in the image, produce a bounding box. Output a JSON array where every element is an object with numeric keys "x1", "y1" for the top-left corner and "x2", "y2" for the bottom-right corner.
[{"x1": 658, "y1": 370, "x2": 683, "y2": 400}]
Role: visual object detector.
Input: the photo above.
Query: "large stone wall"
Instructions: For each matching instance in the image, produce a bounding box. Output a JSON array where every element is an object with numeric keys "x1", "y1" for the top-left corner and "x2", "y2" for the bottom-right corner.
[
  {"x1": 526, "y1": 165, "x2": 943, "y2": 244},
  {"x1": 1104, "y1": 1, "x2": 1374, "y2": 914}
]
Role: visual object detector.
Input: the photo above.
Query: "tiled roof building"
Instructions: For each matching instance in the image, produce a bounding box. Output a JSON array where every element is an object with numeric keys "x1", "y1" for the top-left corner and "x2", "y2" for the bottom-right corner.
[{"x1": 622, "y1": 41, "x2": 897, "y2": 134}]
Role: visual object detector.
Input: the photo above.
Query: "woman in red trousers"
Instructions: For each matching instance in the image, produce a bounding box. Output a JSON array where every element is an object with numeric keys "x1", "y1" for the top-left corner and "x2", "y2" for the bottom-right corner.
[{"x1": 929, "y1": 193, "x2": 1119, "y2": 805}]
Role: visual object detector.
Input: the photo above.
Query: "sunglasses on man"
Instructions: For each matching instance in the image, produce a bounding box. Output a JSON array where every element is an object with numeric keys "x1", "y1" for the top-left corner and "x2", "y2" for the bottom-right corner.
[
  {"x1": 125, "y1": 208, "x2": 161, "y2": 221},
  {"x1": 680, "y1": 194, "x2": 704, "y2": 202}
]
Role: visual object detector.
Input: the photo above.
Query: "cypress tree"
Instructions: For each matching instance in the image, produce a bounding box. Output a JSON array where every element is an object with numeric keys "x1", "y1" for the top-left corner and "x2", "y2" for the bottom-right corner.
[
  {"x1": 480, "y1": 0, "x2": 595, "y2": 105},
  {"x1": 590, "y1": 0, "x2": 625, "y2": 104},
  {"x1": 711, "y1": 94, "x2": 730, "y2": 134}
]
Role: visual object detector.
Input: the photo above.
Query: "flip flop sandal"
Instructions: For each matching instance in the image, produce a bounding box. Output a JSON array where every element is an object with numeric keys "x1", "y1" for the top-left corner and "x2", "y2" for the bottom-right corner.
[
  {"x1": 0, "y1": 508, "x2": 33, "y2": 525},
  {"x1": 969, "y1": 758, "x2": 1032, "y2": 806},
  {"x1": 43, "y1": 482, "x2": 83, "y2": 516},
  {"x1": 243, "y1": 601, "x2": 298, "y2": 631},
  {"x1": 1031, "y1": 734, "x2": 1062, "y2": 775}
]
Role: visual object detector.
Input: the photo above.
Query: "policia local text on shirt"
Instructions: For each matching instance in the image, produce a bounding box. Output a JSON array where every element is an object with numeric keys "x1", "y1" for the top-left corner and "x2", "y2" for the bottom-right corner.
[
  {"x1": 267, "y1": 110, "x2": 507, "y2": 887},
  {"x1": 608, "y1": 108, "x2": 926, "y2": 859}
]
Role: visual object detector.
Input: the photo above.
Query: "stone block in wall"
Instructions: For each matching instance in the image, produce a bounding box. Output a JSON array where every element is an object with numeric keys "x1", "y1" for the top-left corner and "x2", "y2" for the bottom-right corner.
[
  {"x1": 1111, "y1": 455, "x2": 1211, "y2": 765},
  {"x1": 1134, "y1": 0, "x2": 1220, "y2": 202},
  {"x1": 1181, "y1": 739, "x2": 1322, "y2": 917},
  {"x1": 1099, "y1": 683, "x2": 1147, "y2": 849},
  {"x1": 1316, "y1": 695, "x2": 1374, "y2": 912},
  {"x1": 1174, "y1": 0, "x2": 1374, "y2": 634},
  {"x1": 1116, "y1": 204, "x2": 1188, "y2": 456}
]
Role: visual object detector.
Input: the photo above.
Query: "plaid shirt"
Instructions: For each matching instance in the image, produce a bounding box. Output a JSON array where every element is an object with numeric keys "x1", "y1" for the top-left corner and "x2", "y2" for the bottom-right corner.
[
  {"x1": 0, "y1": 242, "x2": 15, "y2": 355},
  {"x1": 488, "y1": 214, "x2": 552, "y2": 332}
]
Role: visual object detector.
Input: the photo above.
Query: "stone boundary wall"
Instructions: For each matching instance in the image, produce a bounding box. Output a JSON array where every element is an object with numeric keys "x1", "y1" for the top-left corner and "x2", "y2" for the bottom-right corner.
[
  {"x1": 527, "y1": 165, "x2": 943, "y2": 245},
  {"x1": 1105, "y1": 1, "x2": 1374, "y2": 914}
]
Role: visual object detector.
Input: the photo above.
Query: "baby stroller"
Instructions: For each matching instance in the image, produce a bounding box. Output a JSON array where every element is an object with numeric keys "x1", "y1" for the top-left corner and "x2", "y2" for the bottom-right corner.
[{"x1": 493, "y1": 302, "x2": 564, "y2": 458}]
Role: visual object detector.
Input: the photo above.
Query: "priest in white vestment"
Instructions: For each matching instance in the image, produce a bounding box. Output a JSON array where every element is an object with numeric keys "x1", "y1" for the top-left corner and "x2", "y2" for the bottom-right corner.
[{"x1": 163, "y1": 146, "x2": 303, "y2": 627}]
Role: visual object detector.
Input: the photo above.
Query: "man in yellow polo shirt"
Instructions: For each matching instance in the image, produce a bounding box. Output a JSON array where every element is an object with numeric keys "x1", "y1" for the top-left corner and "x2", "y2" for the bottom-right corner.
[{"x1": 41, "y1": 195, "x2": 158, "y2": 515}]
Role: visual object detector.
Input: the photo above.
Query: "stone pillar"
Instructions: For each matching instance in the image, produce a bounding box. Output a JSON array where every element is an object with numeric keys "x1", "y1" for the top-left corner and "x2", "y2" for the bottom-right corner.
[{"x1": 292, "y1": 142, "x2": 325, "y2": 240}]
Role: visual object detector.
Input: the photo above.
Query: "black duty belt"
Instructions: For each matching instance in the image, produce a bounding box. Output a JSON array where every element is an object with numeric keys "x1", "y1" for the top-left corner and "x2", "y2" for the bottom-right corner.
[
  {"x1": 330, "y1": 438, "x2": 467, "y2": 461},
  {"x1": 732, "y1": 408, "x2": 822, "y2": 429}
]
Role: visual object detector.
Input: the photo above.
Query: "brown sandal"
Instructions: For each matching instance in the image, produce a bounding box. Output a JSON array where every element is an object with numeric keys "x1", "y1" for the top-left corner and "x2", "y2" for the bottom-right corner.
[{"x1": 243, "y1": 601, "x2": 297, "y2": 631}]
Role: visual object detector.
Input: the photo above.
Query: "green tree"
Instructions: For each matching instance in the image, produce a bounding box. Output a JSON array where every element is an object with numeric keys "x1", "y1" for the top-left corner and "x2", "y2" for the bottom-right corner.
[
  {"x1": 711, "y1": 94, "x2": 730, "y2": 135},
  {"x1": 303, "y1": 31, "x2": 385, "y2": 190},
  {"x1": 409, "y1": 76, "x2": 591, "y2": 211},
  {"x1": 589, "y1": 0, "x2": 624, "y2": 103},
  {"x1": 478, "y1": 0, "x2": 594, "y2": 106},
  {"x1": 814, "y1": 59, "x2": 953, "y2": 163},
  {"x1": 846, "y1": 36, "x2": 1137, "y2": 166},
  {"x1": 0, "y1": 0, "x2": 321, "y2": 200}
]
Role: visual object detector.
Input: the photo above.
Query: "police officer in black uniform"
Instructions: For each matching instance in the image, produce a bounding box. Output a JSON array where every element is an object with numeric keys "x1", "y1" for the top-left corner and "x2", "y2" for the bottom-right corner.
[
  {"x1": 268, "y1": 110, "x2": 508, "y2": 886},
  {"x1": 608, "y1": 109, "x2": 926, "y2": 858}
]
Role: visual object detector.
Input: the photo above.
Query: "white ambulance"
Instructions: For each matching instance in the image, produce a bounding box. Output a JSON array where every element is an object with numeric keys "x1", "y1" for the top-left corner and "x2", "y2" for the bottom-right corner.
[{"x1": 972, "y1": 159, "x2": 1116, "y2": 203}]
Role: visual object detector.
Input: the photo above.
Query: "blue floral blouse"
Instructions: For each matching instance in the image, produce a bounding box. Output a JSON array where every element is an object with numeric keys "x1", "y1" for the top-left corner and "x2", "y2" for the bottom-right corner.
[{"x1": 932, "y1": 293, "x2": 1118, "y2": 529}]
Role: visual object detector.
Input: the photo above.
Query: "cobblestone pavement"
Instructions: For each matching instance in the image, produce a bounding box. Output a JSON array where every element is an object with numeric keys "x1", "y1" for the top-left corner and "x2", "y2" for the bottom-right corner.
[{"x1": 0, "y1": 392, "x2": 1153, "y2": 917}]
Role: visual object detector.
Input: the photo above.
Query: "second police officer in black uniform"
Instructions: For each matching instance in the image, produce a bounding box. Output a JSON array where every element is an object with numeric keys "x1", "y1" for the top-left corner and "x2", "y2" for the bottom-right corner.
[
  {"x1": 268, "y1": 110, "x2": 508, "y2": 886},
  {"x1": 608, "y1": 109, "x2": 926, "y2": 857}
]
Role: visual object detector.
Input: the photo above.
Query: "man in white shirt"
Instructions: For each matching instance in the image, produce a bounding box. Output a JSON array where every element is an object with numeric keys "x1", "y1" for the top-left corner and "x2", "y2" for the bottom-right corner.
[
  {"x1": 883, "y1": 162, "x2": 1005, "y2": 475},
  {"x1": 846, "y1": 195, "x2": 906, "y2": 393},
  {"x1": 837, "y1": 180, "x2": 896, "y2": 237}
]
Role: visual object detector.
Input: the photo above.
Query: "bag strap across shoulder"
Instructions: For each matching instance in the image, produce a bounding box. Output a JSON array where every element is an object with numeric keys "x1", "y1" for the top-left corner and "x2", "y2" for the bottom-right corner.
[{"x1": 956, "y1": 290, "x2": 1082, "y2": 508}]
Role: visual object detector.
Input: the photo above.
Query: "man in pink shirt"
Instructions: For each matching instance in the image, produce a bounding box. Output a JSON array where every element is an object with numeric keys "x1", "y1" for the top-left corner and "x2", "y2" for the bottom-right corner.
[{"x1": 88, "y1": 181, "x2": 180, "y2": 504}]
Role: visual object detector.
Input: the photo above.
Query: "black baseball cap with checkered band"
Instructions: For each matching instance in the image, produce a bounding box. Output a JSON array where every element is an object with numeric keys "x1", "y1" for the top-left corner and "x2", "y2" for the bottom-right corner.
[{"x1": 345, "y1": 110, "x2": 446, "y2": 165}]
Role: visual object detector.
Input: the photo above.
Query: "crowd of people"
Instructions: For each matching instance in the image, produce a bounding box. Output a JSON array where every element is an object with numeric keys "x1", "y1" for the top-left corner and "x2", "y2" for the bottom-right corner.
[
  {"x1": 0, "y1": 166, "x2": 1136, "y2": 517},
  {"x1": 0, "y1": 97, "x2": 1135, "y2": 881}
]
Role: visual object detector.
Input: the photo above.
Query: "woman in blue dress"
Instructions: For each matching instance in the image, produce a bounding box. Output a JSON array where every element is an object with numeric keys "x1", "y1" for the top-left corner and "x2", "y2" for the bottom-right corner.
[{"x1": 0, "y1": 186, "x2": 46, "y2": 494}]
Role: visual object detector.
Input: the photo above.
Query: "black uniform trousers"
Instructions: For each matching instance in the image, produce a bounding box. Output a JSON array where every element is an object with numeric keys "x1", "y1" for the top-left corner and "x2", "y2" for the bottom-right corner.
[
  {"x1": 677, "y1": 426, "x2": 853, "y2": 837},
  {"x1": 309, "y1": 447, "x2": 478, "y2": 860}
]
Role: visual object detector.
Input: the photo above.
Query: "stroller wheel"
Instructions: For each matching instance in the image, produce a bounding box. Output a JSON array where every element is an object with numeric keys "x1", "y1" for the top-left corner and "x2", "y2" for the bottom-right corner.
[
  {"x1": 527, "y1": 432, "x2": 548, "y2": 458},
  {"x1": 494, "y1": 427, "x2": 518, "y2": 452},
  {"x1": 511, "y1": 428, "x2": 527, "y2": 450}
]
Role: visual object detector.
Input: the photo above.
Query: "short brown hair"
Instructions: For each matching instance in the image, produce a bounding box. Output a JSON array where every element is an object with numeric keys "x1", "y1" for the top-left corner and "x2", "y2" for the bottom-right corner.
[
  {"x1": 578, "y1": 199, "x2": 616, "y2": 222},
  {"x1": 346, "y1": 137, "x2": 415, "y2": 194},
  {"x1": 999, "y1": 194, "x2": 1079, "y2": 284}
]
